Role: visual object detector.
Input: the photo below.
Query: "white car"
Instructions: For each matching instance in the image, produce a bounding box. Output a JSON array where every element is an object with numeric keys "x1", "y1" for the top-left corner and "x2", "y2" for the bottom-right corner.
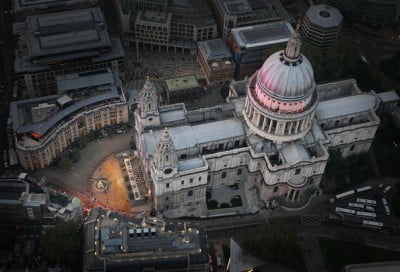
[{"x1": 384, "y1": 185, "x2": 392, "y2": 194}]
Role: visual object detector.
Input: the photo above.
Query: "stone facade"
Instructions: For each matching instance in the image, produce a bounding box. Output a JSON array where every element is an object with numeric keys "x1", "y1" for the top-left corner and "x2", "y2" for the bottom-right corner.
[{"x1": 134, "y1": 30, "x2": 381, "y2": 217}]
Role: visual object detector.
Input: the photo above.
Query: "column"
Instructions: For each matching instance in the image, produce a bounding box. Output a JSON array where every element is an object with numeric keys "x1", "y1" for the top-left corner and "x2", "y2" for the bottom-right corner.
[
  {"x1": 287, "y1": 189, "x2": 293, "y2": 201},
  {"x1": 295, "y1": 120, "x2": 300, "y2": 133},
  {"x1": 268, "y1": 119, "x2": 273, "y2": 133},
  {"x1": 261, "y1": 116, "x2": 267, "y2": 131},
  {"x1": 291, "y1": 190, "x2": 297, "y2": 202},
  {"x1": 288, "y1": 122, "x2": 293, "y2": 135}
]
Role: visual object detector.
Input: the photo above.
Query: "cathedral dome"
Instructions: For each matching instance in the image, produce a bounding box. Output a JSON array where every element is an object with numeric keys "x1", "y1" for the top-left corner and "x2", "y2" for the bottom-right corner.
[
  {"x1": 243, "y1": 23, "x2": 319, "y2": 143},
  {"x1": 256, "y1": 25, "x2": 315, "y2": 100},
  {"x1": 257, "y1": 50, "x2": 315, "y2": 99}
]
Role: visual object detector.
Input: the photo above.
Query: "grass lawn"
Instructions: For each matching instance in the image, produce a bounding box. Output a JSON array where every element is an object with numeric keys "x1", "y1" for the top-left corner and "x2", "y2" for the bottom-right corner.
[{"x1": 319, "y1": 238, "x2": 400, "y2": 272}]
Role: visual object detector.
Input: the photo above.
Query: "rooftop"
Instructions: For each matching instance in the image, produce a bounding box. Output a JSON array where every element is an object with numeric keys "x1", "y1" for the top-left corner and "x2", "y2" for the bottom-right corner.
[
  {"x1": 280, "y1": 143, "x2": 310, "y2": 165},
  {"x1": 215, "y1": 0, "x2": 284, "y2": 21},
  {"x1": 377, "y1": 90, "x2": 400, "y2": 103},
  {"x1": 143, "y1": 118, "x2": 245, "y2": 155},
  {"x1": 316, "y1": 94, "x2": 378, "y2": 120},
  {"x1": 177, "y1": 157, "x2": 206, "y2": 172},
  {"x1": 10, "y1": 70, "x2": 124, "y2": 137},
  {"x1": 231, "y1": 21, "x2": 293, "y2": 49},
  {"x1": 56, "y1": 70, "x2": 115, "y2": 93},
  {"x1": 166, "y1": 76, "x2": 199, "y2": 92},
  {"x1": 13, "y1": 8, "x2": 124, "y2": 73},
  {"x1": 198, "y1": 38, "x2": 232, "y2": 61},
  {"x1": 343, "y1": 261, "x2": 400, "y2": 272},
  {"x1": 305, "y1": 5, "x2": 343, "y2": 29},
  {"x1": 136, "y1": 10, "x2": 172, "y2": 26},
  {"x1": 160, "y1": 109, "x2": 186, "y2": 123},
  {"x1": 0, "y1": 177, "x2": 30, "y2": 204},
  {"x1": 84, "y1": 208, "x2": 208, "y2": 271},
  {"x1": 13, "y1": 0, "x2": 95, "y2": 13}
]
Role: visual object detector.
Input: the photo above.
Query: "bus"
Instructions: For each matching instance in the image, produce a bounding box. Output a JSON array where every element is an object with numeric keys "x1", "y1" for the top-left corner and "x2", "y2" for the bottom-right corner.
[
  {"x1": 355, "y1": 186, "x2": 373, "y2": 193},
  {"x1": 356, "y1": 198, "x2": 376, "y2": 205},
  {"x1": 348, "y1": 203, "x2": 365, "y2": 209},
  {"x1": 335, "y1": 207, "x2": 356, "y2": 216},
  {"x1": 362, "y1": 220, "x2": 383, "y2": 229},
  {"x1": 384, "y1": 205, "x2": 391, "y2": 216},
  {"x1": 335, "y1": 190, "x2": 355, "y2": 200},
  {"x1": 356, "y1": 211, "x2": 377, "y2": 219}
]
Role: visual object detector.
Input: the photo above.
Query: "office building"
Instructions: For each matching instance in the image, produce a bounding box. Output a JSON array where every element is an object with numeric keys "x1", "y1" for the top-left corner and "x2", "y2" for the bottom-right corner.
[
  {"x1": 228, "y1": 21, "x2": 293, "y2": 79},
  {"x1": 12, "y1": 0, "x2": 99, "y2": 21},
  {"x1": 197, "y1": 38, "x2": 235, "y2": 85},
  {"x1": 10, "y1": 69, "x2": 128, "y2": 170},
  {"x1": 118, "y1": 0, "x2": 218, "y2": 53},
  {"x1": 209, "y1": 0, "x2": 289, "y2": 38},
  {"x1": 83, "y1": 208, "x2": 209, "y2": 272},
  {"x1": 329, "y1": 0, "x2": 398, "y2": 26},
  {"x1": 300, "y1": 5, "x2": 343, "y2": 51},
  {"x1": 165, "y1": 75, "x2": 202, "y2": 104},
  {"x1": 13, "y1": 8, "x2": 125, "y2": 98},
  {"x1": 0, "y1": 174, "x2": 53, "y2": 224}
]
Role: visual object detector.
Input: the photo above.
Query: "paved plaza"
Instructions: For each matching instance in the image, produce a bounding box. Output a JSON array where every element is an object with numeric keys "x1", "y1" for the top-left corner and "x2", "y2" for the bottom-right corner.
[
  {"x1": 32, "y1": 133, "x2": 132, "y2": 210},
  {"x1": 91, "y1": 155, "x2": 131, "y2": 215}
]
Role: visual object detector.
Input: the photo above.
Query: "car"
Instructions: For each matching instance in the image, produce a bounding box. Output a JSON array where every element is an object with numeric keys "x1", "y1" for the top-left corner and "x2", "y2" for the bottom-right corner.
[
  {"x1": 365, "y1": 206, "x2": 375, "y2": 212},
  {"x1": 378, "y1": 183, "x2": 384, "y2": 189},
  {"x1": 216, "y1": 256, "x2": 222, "y2": 267},
  {"x1": 384, "y1": 185, "x2": 392, "y2": 194}
]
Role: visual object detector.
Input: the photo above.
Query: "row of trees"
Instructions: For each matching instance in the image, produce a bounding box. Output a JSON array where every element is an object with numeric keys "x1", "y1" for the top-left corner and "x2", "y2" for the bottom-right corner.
[
  {"x1": 323, "y1": 150, "x2": 375, "y2": 193},
  {"x1": 242, "y1": 224, "x2": 307, "y2": 271},
  {"x1": 41, "y1": 222, "x2": 81, "y2": 269}
]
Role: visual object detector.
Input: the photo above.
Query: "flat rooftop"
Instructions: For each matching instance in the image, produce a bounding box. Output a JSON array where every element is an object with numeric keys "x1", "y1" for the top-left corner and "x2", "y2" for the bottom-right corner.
[
  {"x1": 10, "y1": 70, "x2": 123, "y2": 136},
  {"x1": 305, "y1": 5, "x2": 343, "y2": 28},
  {"x1": 56, "y1": 70, "x2": 115, "y2": 93},
  {"x1": 231, "y1": 21, "x2": 293, "y2": 49},
  {"x1": 216, "y1": 0, "x2": 282, "y2": 20},
  {"x1": 344, "y1": 261, "x2": 400, "y2": 272},
  {"x1": 198, "y1": 38, "x2": 232, "y2": 61},
  {"x1": 13, "y1": 0, "x2": 95, "y2": 13},
  {"x1": 14, "y1": 7, "x2": 124, "y2": 73},
  {"x1": 166, "y1": 76, "x2": 199, "y2": 92},
  {"x1": 84, "y1": 208, "x2": 208, "y2": 271},
  {"x1": 143, "y1": 118, "x2": 245, "y2": 155},
  {"x1": 316, "y1": 94, "x2": 378, "y2": 120},
  {"x1": 178, "y1": 157, "x2": 206, "y2": 172},
  {"x1": 377, "y1": 90, "x2": 400, "y2": 103},
  {"x1": 25, "y1": 8, "x2": 109, "y2": 58}
]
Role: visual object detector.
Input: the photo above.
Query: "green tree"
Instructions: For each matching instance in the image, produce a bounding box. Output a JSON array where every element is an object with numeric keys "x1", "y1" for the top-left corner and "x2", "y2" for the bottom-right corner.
[
  {"x1": 70, "y1": 148, "x2": 80, "y2": 162},
  {"x1": 76, "y1": 136, "x2": 88, "y2": 148},
  {"x1": 41, "y1": 222, "x2": 81, "y2": 268},
  {"x1": 58, "y1": 158, "x2": 71, "y2": 171},
  {"x1": 324, "y1": 149, "x2": 343, "y2": 179},
  {"x1": 242, "y1": 224, "x2": 306, "y2": 271}
]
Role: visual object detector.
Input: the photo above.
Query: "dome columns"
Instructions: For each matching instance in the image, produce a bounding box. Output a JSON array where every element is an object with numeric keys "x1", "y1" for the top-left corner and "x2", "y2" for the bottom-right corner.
[{"x1": 244, "y1": 96, "x2": 315, "y2": 143}]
